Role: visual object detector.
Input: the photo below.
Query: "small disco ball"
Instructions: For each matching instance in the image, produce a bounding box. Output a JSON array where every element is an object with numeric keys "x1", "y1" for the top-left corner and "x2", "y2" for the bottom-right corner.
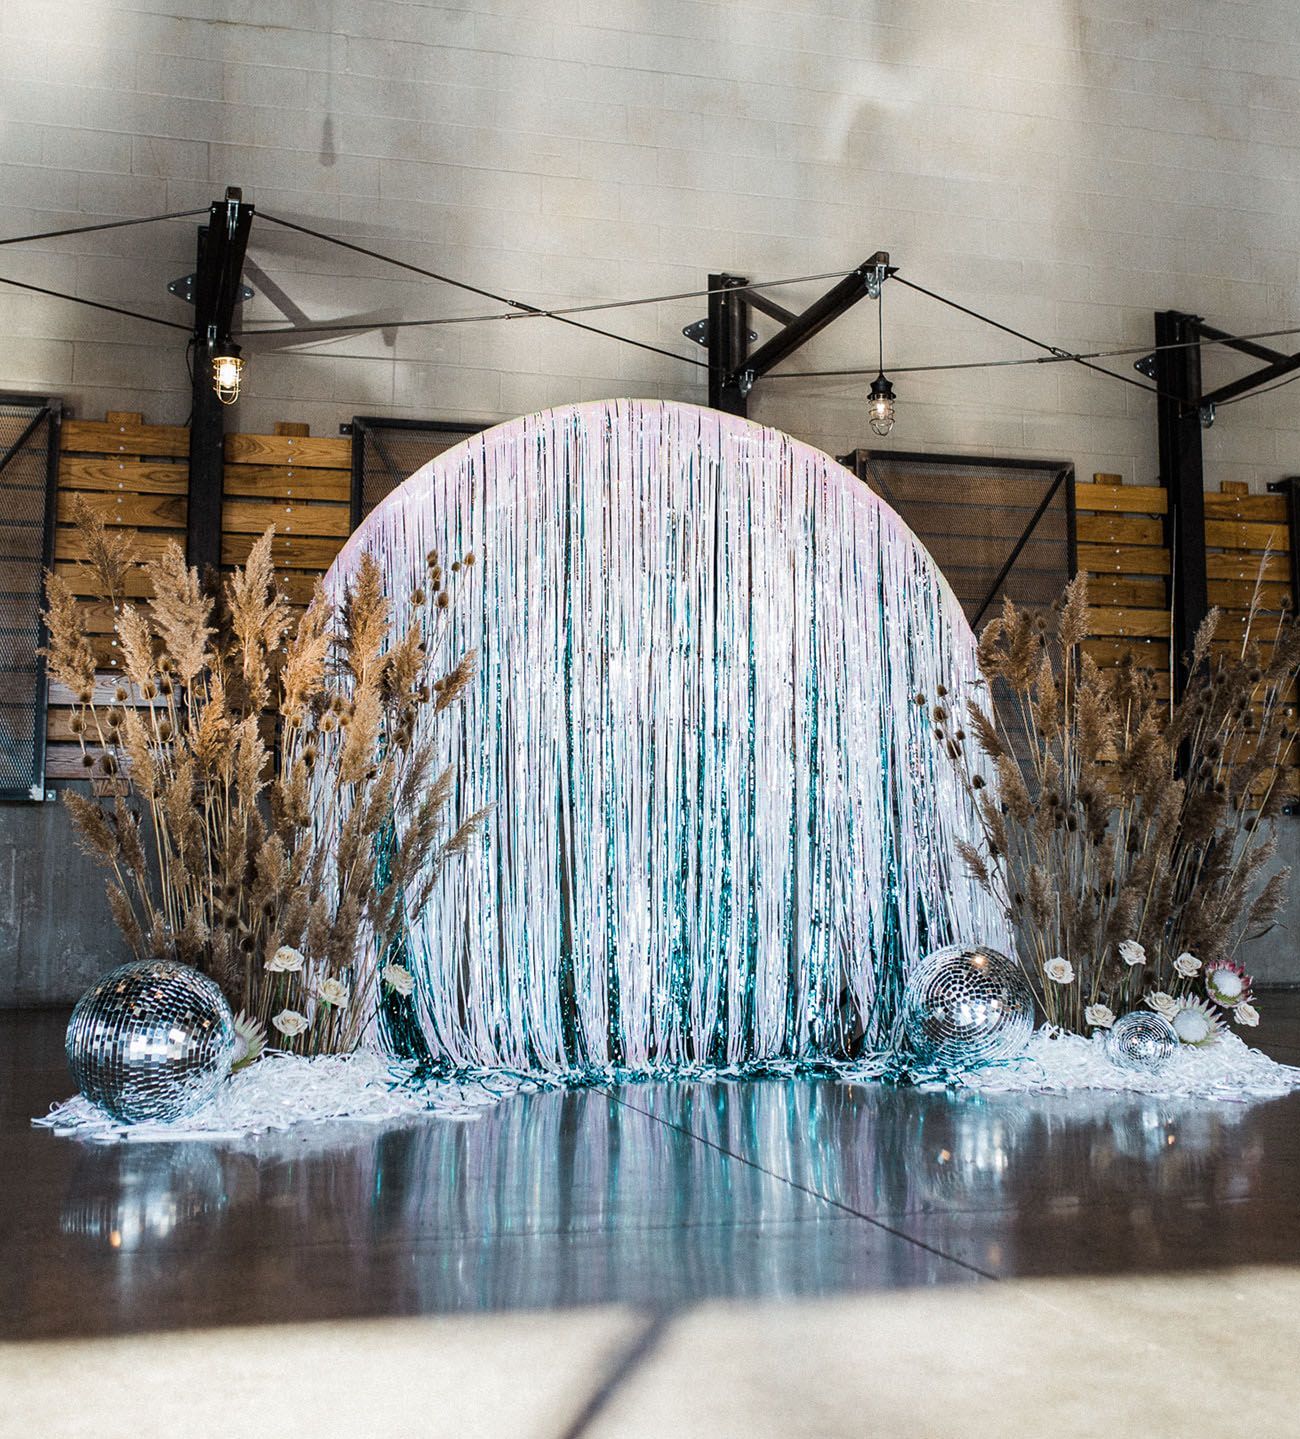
[
  {"x1": 901, "y1": 944, "x2": 1034, "y2": 1070},
  {"x1": 66, "y1": 959, "x2": 235, "y2": 1124},
  {"x1": 1105, "y1": 1010, "x2": 1177, "y2": 1075}
]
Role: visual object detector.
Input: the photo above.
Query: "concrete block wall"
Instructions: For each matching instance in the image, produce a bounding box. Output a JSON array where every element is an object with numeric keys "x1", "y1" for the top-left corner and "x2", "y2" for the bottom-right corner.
[
  {"x1": 0, "y1": 0, "x2": 1297, "y2": 487},
  {"x1": 2, "y1": 0, "x2": 1300, "y2": 1001}
]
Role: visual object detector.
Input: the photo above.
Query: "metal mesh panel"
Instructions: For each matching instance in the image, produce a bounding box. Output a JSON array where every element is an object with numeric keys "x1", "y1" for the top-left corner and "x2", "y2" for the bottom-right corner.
[
  {"x1": 844, "y1": 450, "x2": 1075, "y2": 628},
  {"x1": 0, "y1": 397, "x2": 58, "y2": 800},
  {"x1": 350, "y1": 418, "x2": 484, "y2": 529}
]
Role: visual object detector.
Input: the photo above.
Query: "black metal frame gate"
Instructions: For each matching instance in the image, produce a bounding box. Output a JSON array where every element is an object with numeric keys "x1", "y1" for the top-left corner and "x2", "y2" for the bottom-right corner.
[{"x1": 0, "y1": 394, "x2": 61, "y2": 801}]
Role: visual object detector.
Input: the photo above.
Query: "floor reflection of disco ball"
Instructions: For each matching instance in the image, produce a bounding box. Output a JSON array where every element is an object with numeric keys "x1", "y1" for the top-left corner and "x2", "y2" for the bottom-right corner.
[
  {"x1": 1106, "y1": 1010, "x2": 1177, "y2": 1075},
  {"x1": 66, "y1": 960, "x2": 235, "y2": 1123},
  {"x1": 902, "y1": 945, "x2": 1034, "y2": 1070}
]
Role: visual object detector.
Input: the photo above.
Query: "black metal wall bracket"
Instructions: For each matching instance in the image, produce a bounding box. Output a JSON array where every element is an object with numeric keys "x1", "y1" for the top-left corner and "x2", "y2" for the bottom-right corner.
[{"x1": 692, "y1": 253, "x2": 893, "y2": 419}]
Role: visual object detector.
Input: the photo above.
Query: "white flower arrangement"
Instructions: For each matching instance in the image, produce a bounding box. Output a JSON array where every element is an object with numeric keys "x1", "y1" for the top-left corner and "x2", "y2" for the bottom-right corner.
[
  {"x1": 267, "y1": 945, "x2": 306, "y2": 973},
  {"x1": 1084, "y1": 1003, "x2": 1115, "y2": 1030},
  {"x1": 1234, "y1": 1001, "x2": 1260, "y2": 1028},
  {"x1": 383, "y1": 963, "x2": 415, "y2": 997},
  {"x1": 1171, "y1": 998, "x2": 1223, "y2": 1047},
  {"x1": 1045, "y1": 957, "x2": 1074, "y2": 984},
  {"x1": 1118, "y1": 940, "x2": 1146, "y2": 967},
  {"x1": 318, "y1": 978, "x2": 350, "y2": 1009},
  {"x1": 272, "y1": 1009, "x2": 310, "y2": 1038},
  {"x1": 1173, "y1": 952, "x2": 1201, "y2": 978},
  {"x1": 1146, "y1": 991, "x2": 1179, "y2": 1020}
]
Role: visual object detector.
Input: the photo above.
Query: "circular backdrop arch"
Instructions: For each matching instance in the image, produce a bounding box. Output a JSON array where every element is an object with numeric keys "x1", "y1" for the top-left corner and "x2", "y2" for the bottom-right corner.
[{"x1": 328, "y1": 399, "x2": 1005, "y2": 1073}]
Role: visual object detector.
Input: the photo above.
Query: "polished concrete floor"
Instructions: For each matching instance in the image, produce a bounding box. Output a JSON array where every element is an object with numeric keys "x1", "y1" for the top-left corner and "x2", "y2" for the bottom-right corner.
[{"x1": 4, "y1": 1002, "x2": 1300, "y2": 1436}]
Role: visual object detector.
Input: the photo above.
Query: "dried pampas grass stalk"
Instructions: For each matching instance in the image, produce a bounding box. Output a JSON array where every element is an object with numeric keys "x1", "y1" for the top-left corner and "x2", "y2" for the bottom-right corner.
[
  {"x1": 937, "y1": 572, "x2": 1298, "y2": 1032},
  {"x1": 44, "y1": 517, "x2": 486, "y2": 1056}
]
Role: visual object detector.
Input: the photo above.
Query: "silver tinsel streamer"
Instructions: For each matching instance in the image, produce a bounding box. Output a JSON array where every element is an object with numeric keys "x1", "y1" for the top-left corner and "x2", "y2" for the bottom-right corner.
[{"x1": 328, "y1": 400, "x2": 1008, "y2": 1074}]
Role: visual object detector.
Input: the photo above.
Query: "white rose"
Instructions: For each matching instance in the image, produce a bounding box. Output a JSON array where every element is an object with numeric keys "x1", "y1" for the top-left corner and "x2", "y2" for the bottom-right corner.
[
  {"x1": 383, "y1": 962, "x2": 415, "y2": 997},
  {"x1": 1146, "y1": 991, "x2": 1179, "y2": 1020},
  {"x1": 1085, "y1": 1003, "x2": 1115, "y2": 1030},
  {"x1": 1173, "y1": 952, "x2": 1201, "y2": 978},
  {"x1": 318, "y1": 977, "x2": 349, "y2": 1008},
  {"x1": 1233, "y1": 1001, "x2": 1260, "y2": 1028},
  {"x1": 1045, "y1": 957, "x2": 1074, "y2": 984},
  {"x1": 1119, "y1": 940, "x2": 1146, "y2": 967},
  {"x1": 272, "y1": 1008, "x2": 309, "y2": 1037},
  {"x1": 268, "y1": 945, "x2": 306, "y2": 973}
]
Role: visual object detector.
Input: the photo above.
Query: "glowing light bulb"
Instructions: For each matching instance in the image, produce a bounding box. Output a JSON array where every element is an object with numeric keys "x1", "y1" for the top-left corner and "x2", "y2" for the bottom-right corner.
[
  {"x1": 211, "y1": 344, "x2": 244, "y2": 405},
  {"x1": 867, "y1": 373, "x2": 895, "y2": 437}
]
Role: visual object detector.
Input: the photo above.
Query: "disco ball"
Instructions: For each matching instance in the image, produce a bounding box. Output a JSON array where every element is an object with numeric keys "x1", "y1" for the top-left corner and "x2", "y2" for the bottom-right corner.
[
  {"x1": 66, "y1": 960, "x2": 235, "y2": 1124},
  {"x1": 901, "y1": 944, "x2": 1034, "y2": 1070},
  {"x1": 1105, "y1": 1010, "x2": 1177, "y2": 1075}
]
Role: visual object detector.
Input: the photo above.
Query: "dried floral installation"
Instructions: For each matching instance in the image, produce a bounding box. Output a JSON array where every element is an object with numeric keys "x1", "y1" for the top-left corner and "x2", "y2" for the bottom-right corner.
[
  {"x1": 43, "y1": 496, "x2": 485, "y2": 1055},
  {"x1": 939, "y1": 572, "x2": 1299, "y2": 1035},
  {"x1": 329, "y1": 399, "x2": 1009, "y2": 1074}
]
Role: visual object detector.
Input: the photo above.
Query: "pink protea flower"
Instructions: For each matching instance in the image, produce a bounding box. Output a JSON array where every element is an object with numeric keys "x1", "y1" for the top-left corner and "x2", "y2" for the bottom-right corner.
[{"x1": 1204, "y1": 959, "x2": 1252, "y2": 1010}]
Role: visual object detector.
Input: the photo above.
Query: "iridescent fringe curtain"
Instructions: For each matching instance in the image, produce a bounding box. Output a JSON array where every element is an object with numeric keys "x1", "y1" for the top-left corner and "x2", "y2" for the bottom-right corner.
[{"x1": 328, "y1": 400, "x2": 1008, "y2": 1074}]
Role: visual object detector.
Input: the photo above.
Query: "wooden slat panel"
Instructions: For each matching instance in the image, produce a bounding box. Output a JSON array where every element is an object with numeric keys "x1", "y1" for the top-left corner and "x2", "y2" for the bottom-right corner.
[
  {"x1": 62, "y1": 419, "x2": 188, "y2": 457},
  {"x1": 1208, "y1": 579, "x2": 1293, "y2": 609},
  {"x1": 1206, "y1": 552, "x2": 1289, "y2": 582},
  {"x1": 224, "y1": 434, "x2": 350, "y2": 469},
  {"x1": 1088, "y1": 607, "x2": 1170, "y2": 639},
  {"x1": 57, "y1": 491, "x2": 186, "y2": 529},
  {"x1": 55, "y1": 531, "x2": 181, "y2": 564},
  {"x1": 1203, "y1": 493, "x2": 1288, "y2": 523},
  {"x1": 1088, "y1": 576, "x2": 1167, "y2": 608},
  {"x1": 1083, "y1": 637, "x2": 1169, "y2": 668},
  {"x1": 221, "y1": 534, "x2": 343, "y2": 570},
  {"x1": 1079, "y1": 544, "x2": 1171, "y2": 575},
  {"x1": 59, "y1": 458, "x2": 188, "y2": 495},
  {"x1": 1205, "y1": 519, "x2": 1290, "y2": 551},
  {"x1": 223, "y1": 465, "x2": 350, "y2": 501},
  {"x1": 1077, "y1": 514, "x2": 1164, "y2": 547},
  {"x1": 222, "y1": 498, "x2": 350, "y2": 538},
  {"x1": 1075, "y1": 482, "x2": 1167, "y2": 514}
]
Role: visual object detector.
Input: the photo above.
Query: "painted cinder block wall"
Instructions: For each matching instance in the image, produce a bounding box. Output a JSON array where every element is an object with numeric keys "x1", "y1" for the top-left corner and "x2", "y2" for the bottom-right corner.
[{"x1": 1, "y1": 0, "x2": 1299, "y2": 1000}]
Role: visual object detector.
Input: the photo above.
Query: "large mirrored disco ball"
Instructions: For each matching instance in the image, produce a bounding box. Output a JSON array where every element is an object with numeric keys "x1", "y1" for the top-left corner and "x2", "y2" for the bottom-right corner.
[
  {"x1": 902, "y1": 944, "x2": 1035, "y2": 1071},
  {"x1": 66, "y1": 960, "x2": 236, "y2": 1124},
  {"x1": 1105, "y1": 1010, "x2": 1177, "y2": 1075}
]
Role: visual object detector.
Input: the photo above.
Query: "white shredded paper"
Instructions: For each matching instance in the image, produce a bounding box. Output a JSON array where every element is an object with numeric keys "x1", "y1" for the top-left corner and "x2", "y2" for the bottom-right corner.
[
  {"x1": 961, "y1": 1028, "x2": 1300, "y2": 1102},
  {"x1": 32, "y1": 1051, "x2": 528, "y2": 1144}
]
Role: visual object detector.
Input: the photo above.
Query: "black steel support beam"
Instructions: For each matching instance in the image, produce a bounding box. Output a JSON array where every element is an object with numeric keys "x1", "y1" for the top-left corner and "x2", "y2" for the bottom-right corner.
[
  {"x1": 707, "y1": 273, "x2": 751, "y2": 416},
  {"x1": 1192, "y1": 320, "x2": 1291, "y2": 369},
  {"x1": 1155, "y1": 310, "x2": 1208, "y2": 697},
  {"x1": 186, "y1": 187, "x2": 254, "y2": 574},
  {"x1": 1200, "y1": 345, "x2": 1300, "y2": 408},
  {"x1": 728, "y1": 253, "x2": 887, "y2": 388},
  {"x1": 1267, "y1": 476, "x2": 1300, "y2": 617}
]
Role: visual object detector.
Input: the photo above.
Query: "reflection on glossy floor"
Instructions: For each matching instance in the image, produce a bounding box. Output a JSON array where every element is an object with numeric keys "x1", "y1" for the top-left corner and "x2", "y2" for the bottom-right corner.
[{"x1": 4, "y1": 1001, "x2": 1300, "y2": 1436}]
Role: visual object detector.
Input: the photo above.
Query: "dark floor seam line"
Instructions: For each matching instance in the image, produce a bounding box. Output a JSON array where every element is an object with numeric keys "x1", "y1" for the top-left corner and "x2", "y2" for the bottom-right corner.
[{"x1": 601, "y1": 1088, "x2": 998, "y2": 1283}]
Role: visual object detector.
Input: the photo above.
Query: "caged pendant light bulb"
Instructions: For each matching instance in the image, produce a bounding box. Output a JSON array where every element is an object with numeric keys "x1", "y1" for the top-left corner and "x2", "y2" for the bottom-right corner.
[
  {"x1": 868, "y1": 373, "x2": 895, "y2": 437},
  {"x1": 211, "y1": 341, "x2": 244, "y2": 405},
  {"x1": 868, "y1": 277, "x2": 896, "y2": 437}
]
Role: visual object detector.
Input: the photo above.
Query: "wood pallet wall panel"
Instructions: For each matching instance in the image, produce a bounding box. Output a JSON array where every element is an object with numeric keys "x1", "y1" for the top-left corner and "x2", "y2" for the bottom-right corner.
[
  {"x1": 222, "y1": 424, "x2": 351, "y2": 587},
  {"x1": 48, "y1": 412, "x2": 190, "y2": 776},
  {"x1": 1076, "y1": 475, "x2": 1171, "y2": 673}
]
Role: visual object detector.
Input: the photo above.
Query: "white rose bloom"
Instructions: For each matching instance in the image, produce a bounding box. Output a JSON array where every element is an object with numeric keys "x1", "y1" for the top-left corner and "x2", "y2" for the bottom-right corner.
[
  {"x1": 1118, "y1": 940, "x2": 1146, "y2": 967},
  {"x1": 272, "y1": 1008, "x2": 309, "y2": 1037},
  {"x1": 1173, "y1": 952, "x2": 1201, "y2": 978},
  {"x1": 318, "y1": 977, "x2": 349, "y2": 1008},
  {"x1": 1045, "y1": 957, "x2": 1074, "y2": 984},
  {"x1": 383, "y1": 962, "x2": 415, "y2": 997},
  {"x1": 1233, "y1": 1002, "x2": 1260, "y2": 1028},
  {"x1": 1085, "y1": 1003, "x2": 1115, "y2": 1030},
  {"x1": 1146, "y1": 991, "x2": 1179, "y2": 1020},
  {"x1": 268, "y1": 945, "x2": 306, "y2": 973}
]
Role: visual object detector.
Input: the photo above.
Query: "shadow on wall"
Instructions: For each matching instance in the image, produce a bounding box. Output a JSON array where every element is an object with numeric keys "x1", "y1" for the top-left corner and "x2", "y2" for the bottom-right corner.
[{"x1": 0, "y1": 783, "x2": 132, "y2": 1007}]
